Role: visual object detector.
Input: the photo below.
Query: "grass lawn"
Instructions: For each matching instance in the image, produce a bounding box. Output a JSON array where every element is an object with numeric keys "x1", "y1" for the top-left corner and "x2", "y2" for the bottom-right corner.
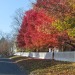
[{"x1": 10, "y1": 56, "x2": 75, "y2": 75}]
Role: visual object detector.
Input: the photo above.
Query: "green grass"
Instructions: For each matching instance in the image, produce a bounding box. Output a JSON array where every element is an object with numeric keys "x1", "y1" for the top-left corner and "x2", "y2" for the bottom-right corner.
[{"x1": 11, "y1": 56, "x2": 75, "y2": 75}]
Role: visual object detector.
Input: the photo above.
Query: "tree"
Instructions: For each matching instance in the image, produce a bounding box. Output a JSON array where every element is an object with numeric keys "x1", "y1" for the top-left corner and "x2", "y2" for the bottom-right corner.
[
  {"x1": 17, "y1": 9, "x2": 68, "y2": 51},
  {"x1": 34, "y1": 0, "x2": 75, "y2": 50},
  {"x1": 10, "y1": 8, "x2": 25, "y2": 52},
  {"x1": 17, "y1": 0, "x2": 75, "y2": 51},
  {"x1": 0, "y1": 32, "x2": 14, "y2": 57},
  {"x1": 12, "y1": 8, "x2": 24, "y2": 32},
  {"x1": 0, "y1": 37, "x2": 9, "y2": 56},
  {"x1": 34, "y1": 0, "x2": 75, "y2": 35}
]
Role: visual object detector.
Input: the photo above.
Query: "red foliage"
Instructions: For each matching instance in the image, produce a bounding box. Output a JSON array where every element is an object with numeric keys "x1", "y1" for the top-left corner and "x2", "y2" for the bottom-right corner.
[{"x1": 17, "y1": 9, "x2": 69, "y2": 50}]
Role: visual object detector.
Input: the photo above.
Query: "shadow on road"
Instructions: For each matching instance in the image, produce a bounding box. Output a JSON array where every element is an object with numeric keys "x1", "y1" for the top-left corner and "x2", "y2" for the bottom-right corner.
[{"x1": 0, "y1": 58, "x2": 26, "y2": 75}]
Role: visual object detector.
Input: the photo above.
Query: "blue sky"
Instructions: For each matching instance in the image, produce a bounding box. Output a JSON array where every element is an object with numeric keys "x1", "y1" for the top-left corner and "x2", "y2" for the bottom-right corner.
[{"x1": 0, "y1": 0, "x2": 36, "y2": 33}]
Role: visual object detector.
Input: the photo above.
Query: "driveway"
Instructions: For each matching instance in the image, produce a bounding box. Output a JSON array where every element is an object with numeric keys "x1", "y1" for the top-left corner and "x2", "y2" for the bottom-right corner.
[{"x1": 0, "y1": 58, "x2": 26, "y2": 75}]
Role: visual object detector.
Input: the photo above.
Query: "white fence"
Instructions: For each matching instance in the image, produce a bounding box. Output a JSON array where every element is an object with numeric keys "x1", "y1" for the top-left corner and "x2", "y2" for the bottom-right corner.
[
  {"x1": 54, "y1": 52, "x2": 75, "y2": 62},
  {"x1": 14, "y1": 51, "x2": 75, "y2": 62},
  {"x1": 14, "y1": 52, "x2": 53, "y2": 59}
]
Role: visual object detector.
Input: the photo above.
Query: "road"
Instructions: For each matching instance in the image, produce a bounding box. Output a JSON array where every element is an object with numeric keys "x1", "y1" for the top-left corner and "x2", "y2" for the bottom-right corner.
[{"x1": 0, "y1": 58, "x2": 26, "y2": 75}]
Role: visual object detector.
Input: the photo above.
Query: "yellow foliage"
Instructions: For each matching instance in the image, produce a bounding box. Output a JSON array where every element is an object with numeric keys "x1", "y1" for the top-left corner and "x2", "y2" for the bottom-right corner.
[{"x1": 67, "y1": 28, "x2": 75, "y2": 37}]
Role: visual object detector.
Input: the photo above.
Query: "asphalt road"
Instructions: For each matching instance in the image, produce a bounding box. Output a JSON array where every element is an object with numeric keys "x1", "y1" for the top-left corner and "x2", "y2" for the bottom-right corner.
[{"x1": 0, "y1": 58, "x2": 26, "y2": 75}]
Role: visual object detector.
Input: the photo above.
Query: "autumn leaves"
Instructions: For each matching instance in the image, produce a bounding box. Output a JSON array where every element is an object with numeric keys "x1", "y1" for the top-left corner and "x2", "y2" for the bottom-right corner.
[{"x1": 17, "y1": 0, "x2": 75, "y2": 51}]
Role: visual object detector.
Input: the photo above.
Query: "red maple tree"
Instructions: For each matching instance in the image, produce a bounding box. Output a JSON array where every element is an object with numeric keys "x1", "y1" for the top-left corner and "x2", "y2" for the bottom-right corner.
[
  {"x1": 17, "y1": 0, "x2": 74, "y2": 51},
  {"x1": 17, "y1": 9, "x2": 69, "y2": 51}
]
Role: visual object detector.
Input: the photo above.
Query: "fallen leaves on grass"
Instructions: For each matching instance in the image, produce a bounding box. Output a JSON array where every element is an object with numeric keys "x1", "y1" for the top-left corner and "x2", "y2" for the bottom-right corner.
[{"x1": 11, "y1": 56, "x2": 75, "y2": 75}]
